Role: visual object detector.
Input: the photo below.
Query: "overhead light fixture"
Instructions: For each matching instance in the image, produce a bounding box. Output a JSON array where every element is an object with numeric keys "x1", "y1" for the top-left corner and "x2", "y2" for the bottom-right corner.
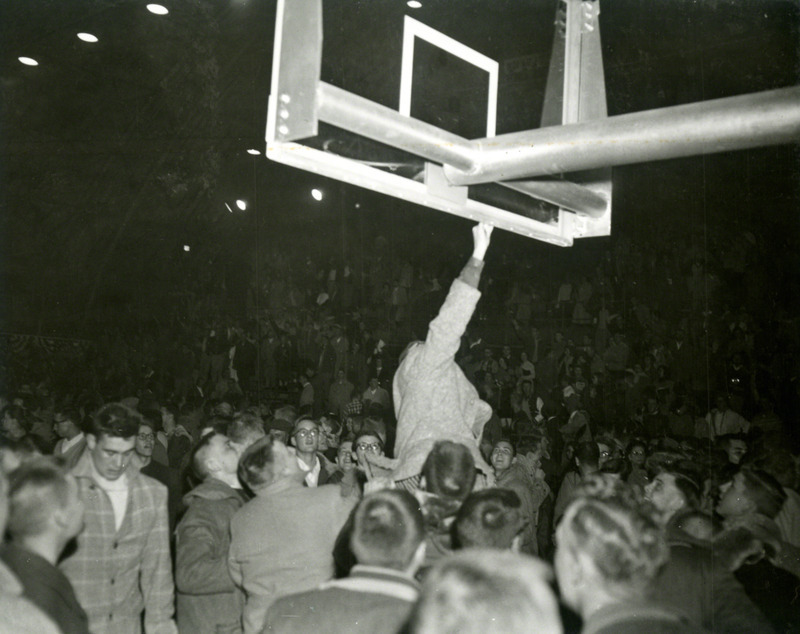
[
  {"x1": 236, "y1": 199, "x2": 247, "y2": 210},
  {"x1": 407, "y1": 1, "x2": 422, "y2": 8},
  {"x1": 146, "y1": 4, "x2": 169, "y2": 15},
  {"x1": 246, "y1": 149, "x2": 261, "y2": 155},
  {"x1": 311, "y1": 188, "x2": 323, "y2": 201},
  {"x1": 77, "y1": 33, "x2": 99, "y2": 43},
  {"x1": 183, "y1": 245, "x2": 191, "y2": 252},
  {"x1": 225, "y1": 202, "x2": 234, "y2": 213},
  {"x1": 18, "y1": 57, "x2": 38, "y2": 66}
]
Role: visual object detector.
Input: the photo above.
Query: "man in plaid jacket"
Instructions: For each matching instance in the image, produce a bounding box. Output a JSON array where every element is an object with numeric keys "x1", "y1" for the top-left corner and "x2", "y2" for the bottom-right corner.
[{"x1": 60, "y1": 402, "x2": 177, "y2": 634}]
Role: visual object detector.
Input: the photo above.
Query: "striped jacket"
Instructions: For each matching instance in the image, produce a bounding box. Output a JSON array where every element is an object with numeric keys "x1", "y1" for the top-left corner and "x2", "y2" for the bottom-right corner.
[{"x1": 60, "y1": 451, "x2": 177, "y2": 634}]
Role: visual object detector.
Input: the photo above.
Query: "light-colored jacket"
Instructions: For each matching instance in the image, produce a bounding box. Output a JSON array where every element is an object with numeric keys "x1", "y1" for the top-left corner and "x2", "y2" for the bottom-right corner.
[
  {"x1": 60, "y1": 452, "x2": 177, "y2": 634},
  {"x1": 391, "y1": 264, "x2": 493, "y2": 483}
]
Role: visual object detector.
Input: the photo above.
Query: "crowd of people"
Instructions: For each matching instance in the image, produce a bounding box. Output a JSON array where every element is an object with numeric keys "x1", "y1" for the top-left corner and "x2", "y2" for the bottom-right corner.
[{"x1": 0, "y1": 221, "x2": 798, "y2": 633}]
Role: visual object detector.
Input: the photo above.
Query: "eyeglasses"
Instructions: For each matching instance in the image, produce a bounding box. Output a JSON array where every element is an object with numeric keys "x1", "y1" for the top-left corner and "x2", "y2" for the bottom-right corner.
[
  {"x1": 138, "y1": 433, "x2": 155, "y2": 441},
  {"x1": 294, "y1": 429, "x2": 318, "y2": 439},
  {"x1": 356, "y1": 442, "x2": 381, "y2": 452}
]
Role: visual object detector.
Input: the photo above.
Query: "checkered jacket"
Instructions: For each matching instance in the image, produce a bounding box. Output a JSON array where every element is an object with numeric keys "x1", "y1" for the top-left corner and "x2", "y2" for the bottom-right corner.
[{"x1": 60, "y1": 452, "x2": 177, "y2": 634}]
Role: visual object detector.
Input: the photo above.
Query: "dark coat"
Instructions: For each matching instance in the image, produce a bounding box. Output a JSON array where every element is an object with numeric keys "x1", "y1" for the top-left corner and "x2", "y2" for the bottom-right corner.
[{"x1": 175, "y1": 478, "x2": 247, "y2": 634}]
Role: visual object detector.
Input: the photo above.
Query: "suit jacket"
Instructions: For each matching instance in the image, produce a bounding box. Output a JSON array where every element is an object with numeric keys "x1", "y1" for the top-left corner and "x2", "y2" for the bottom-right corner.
[
  {"x1": 1, "y1": 543, "x2": 89, "y2": 634},
  {"x1": 262, "y1": 565, "x2": 418, "y2": 633},
  {"x1": 228, "y1": 478, "x2": 358, "y2": 634},
  {"x1": 60, "y1": 452, "x2": 177, "y2": 634}
]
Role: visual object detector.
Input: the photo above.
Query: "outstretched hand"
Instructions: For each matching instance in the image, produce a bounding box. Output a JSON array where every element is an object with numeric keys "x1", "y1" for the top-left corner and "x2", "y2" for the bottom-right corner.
[{"x1": 472, "y1": 222, "x2": 494, "y2": 261}]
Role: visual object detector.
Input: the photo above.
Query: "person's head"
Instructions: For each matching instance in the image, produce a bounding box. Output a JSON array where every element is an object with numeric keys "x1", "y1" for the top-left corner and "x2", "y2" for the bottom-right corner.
[
  {"x1": 2, "y1": 405, "x2": 28, "y2": 440},
  {"x1": 86, "y1": 403, "x2": 140, "y2": 480},
  {"x1": 134, "y1": 422, "x2": 156, "y2": 460},
  {"x1": 644, "y1": 462, "x2": 702, "y2": 523},
  {"x1": 407, "y1": 550, "x2": 561, "y2": 634},
  {"x1": 319, "y1": 415, "x2": 341, "y2": 451},
  {"x1": 291, "y1": 417, "x2": 320, "y2": 456},
  {"x1": 336, "y1": 439, "x2": 354, "y2": 470},
  {"x1": 574, "y1": 441, "x2": 599, "y2": 475},
  {"x1": 191, "y1": 432, "x2": 240, "y2": 481},
  {"x1": 138, "y1": 408, "x2": 163, "y2": 435},
  {"x1": 353, "y1": 430, "x2": 384, "y2": 463},
  {"x1": 490, "y1": 439, "x2": 515, "y2": 476},
  {"x1": 454, "y1": 488, "x2": 526, "y2": 551},
  {"x1": 421, "y1": 441, "x2": 476, "y2": 502},
  {"x1": 718, "y1": 435, "x2": 747, "y2": 465},
  {"x1": 350, "y1": 490, "x2": 425, "y2": 572},
  {"x1": 627, "y1": 439, "x2": 647, "y2": 468},
  {"x1": 6, "y1": 457, "x2": 85, "y2": 550},
  {"x1": 53, "y1": 408, "x2": 82, "y2": 440},
  {"x1": 226, "y1": 413, "x2": 266, "y2": 456},
  {"x1": 596, "y1": 441, "x2": 611, "y2": 468},
  {"x1": 238, "y1": 436, "x2": 302, "y2": 491},
  {"x1": 368, "y1": 377, "x2": 380, "y2": 390},
  {"x1": 717, "y1": 468, "x2": 787, "y2": 520},
  {"x1": 555, "y1": 495, "x2": 668, "y2": 616}
]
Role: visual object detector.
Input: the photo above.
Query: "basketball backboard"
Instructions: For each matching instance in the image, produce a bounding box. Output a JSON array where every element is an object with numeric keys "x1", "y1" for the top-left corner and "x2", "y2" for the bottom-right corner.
[{"x1": 265, "y1": 0, "x2": 612, "y2": 246}]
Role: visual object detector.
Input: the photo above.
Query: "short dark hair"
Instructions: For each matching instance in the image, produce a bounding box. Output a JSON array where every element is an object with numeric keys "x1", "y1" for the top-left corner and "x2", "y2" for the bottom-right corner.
[
  {"x1": 575, "y1": 441, "x2": 599, "y2": 469},
  {"x1": 421, "y1": 441, "x2": 476, "y2": 502},
  {"x1": 89, "y1": 403, "x2": 140, "y2": 440},
  {"x1": 350, "y1": 490, "x2": 424, "y2": 570},
  {"x1": 139, "y1": 408, "x2": 163, "y2": 433},
  {"x1": 7, "y1": 457, "x2": 71, "y2": 539},
  {"x1": 237, "y1": 436, "x2": 277, "y2": 490},
  {"x1": 353, "y1": 430, "x2": 384, "y2": 452},
  {"x1": 492, "y1": 437, "x2": 516, "y2": 457},
  {"x1": 454, "y1": 488, "x2": 526, "y2": 550}
]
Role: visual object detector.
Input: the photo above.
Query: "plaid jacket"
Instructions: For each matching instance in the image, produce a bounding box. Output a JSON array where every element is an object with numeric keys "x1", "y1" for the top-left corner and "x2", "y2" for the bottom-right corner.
[{"x1": 60, "y1": 452, "x2": 177, "y2": 634}]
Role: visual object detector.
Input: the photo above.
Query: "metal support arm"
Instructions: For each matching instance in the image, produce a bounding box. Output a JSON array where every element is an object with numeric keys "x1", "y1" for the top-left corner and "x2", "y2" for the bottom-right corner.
[{"x1": 443, "y1": 86, "x2": 800, "y2": 185}]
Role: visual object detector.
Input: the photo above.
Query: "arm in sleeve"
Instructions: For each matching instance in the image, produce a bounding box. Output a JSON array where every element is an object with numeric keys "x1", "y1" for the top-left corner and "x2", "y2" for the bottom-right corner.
[
  {"x1": 141, "y1": 487, "x2": 178, "y2": 634},
  {"x1": 175, "y1": 510, "x2": 237, "y2": 595},
  {"x1": 417, "y1": 259, "x2": 483, "y2": 370}
]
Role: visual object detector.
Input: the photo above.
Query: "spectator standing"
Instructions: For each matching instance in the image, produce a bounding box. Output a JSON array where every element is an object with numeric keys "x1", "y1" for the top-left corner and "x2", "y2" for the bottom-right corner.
[
  {"x1": 228, "y1": 436, "x2": 359, "y2": 634},
  {"x1": 175, "y1": 432, "x2": 247, "y2": 633},
  {"x1": 60, "y1": 402, "x2": 177, "y2": 634},
  {"x1": 263, "y1": 490, "x2": 425, "y2": 633}
]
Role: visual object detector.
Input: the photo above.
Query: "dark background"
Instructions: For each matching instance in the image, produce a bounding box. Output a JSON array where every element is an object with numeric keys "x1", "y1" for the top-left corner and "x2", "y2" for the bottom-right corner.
[{"x1": 1, "y1": 0, "x2": 798, "y2": 334}]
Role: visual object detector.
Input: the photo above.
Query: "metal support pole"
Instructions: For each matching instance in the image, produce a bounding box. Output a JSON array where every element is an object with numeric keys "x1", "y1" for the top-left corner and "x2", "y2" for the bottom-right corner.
[
  {"x1": 444, "y1": 86, "x2": 800, "y2": 185},
  {"x1": 316, "y1": 81, "x2": 477, "y2": 172}
]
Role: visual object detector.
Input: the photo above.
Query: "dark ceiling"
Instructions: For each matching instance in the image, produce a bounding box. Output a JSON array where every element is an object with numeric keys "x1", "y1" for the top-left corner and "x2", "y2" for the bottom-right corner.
[{"x1": 1, "y1": 0, "x2": 798, "y2": 331}]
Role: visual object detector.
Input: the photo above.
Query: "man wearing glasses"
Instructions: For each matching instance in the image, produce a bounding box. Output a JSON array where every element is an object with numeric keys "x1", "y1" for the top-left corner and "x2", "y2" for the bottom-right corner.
[{"x1": 290, "y1": 418, "x2": 332, "y2": 487}]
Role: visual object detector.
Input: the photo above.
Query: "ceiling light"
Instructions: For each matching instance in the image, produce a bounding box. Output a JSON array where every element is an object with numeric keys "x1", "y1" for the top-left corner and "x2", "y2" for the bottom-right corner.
[
  {"x1": 236, "y1": 199, "x2": 247, "y2": 210},
  {"x1": 77, "y1": 33, "x2": 98, "y2": 43},
  {"x1": 183, "y1": 245, "x2": 191, "y2": 252},
  {"x1": 146, "y1": 4, "x2": 169, "y2": 15},
  {"x1": 407, "y1": 1, "x2": 422, "y2": 8},
  {"x1": 18, "y1": 57, "x2": 38, "y2": 66},
  {"x1": 225, "y1": 202, "x2": 233, "y2": 213},
  {"x1": 311, "y1": 189, "x2": 323, "y2": 201},
  {"x1": 246, "y1": 149, "x2": 261, "y2": 155}
]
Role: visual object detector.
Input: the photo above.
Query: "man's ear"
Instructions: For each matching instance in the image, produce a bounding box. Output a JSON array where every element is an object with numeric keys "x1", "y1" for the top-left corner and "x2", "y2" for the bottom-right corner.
[{"x1": 86, "y1": 434, "x2": 97, "y2": 450}]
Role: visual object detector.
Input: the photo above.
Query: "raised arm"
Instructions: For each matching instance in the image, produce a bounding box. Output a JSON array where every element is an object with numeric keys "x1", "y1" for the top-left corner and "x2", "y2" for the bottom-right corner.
[{"x1": 416, "y1": 223, "x2": 493, "y2": 369}]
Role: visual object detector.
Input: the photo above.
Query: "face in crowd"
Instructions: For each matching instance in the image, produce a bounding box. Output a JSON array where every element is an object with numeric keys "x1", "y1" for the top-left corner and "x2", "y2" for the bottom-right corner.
[
  {"x1": 135, "y1": 425, "x2": 155, "y2": 459},
  {"x1": 292, "y1": 419, "x2": 320, "y2": 455},
  {"x1": 491, "y1": 441, "x2": 514, "y2": 476},
  {"x1": 88, "y1": 433, "x2": 136, "y2": 481},
  {"x1": 354, "y1": 434, "x2": 383, "y2": 465}
]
